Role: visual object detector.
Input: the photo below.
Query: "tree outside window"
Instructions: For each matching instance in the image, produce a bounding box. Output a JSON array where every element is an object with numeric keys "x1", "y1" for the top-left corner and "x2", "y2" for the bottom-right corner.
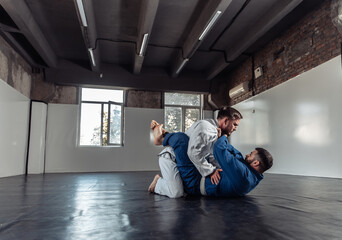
[{"x1": 164, "y1": 92, "x2": 202, "y2": 132}]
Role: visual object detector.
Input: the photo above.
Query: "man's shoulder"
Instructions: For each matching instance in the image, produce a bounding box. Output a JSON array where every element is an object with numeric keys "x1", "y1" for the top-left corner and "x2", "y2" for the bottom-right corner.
[
  {"x1": 196, "y1": 119, "x2": 217, "y2": 128},
  {"x1": 185, "y1": 119, "x2": 217, "y2": 137},
  {"x1": 186, "y1": 119, "x2": 218, "y2": 139}
]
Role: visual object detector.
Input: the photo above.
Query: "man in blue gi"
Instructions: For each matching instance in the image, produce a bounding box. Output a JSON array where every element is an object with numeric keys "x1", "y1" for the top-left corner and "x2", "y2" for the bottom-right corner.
[{"x1": 150, "y1": 124, "x2": 273, "y2": 197}]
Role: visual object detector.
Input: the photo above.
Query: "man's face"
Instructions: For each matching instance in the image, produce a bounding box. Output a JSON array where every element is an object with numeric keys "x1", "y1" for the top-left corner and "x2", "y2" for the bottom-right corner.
[
  {"x1": 245, "y1": 150, "x2": 258, "y2": 164},
  {"x1": 222, "y1": 119, "x2": 240, "y2": 136}
]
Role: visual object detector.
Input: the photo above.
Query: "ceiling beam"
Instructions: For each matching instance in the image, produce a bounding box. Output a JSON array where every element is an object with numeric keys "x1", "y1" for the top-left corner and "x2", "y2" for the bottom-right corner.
[
  {"x1": 0, "y1": 21, "x2": 41, "y2": 67},
  {"x1": 0, "y1": 0, "x2": 58, "y2": 67},
  {"x1": 206, "y1": 0, "x2": 302, "y2": 80},
  {"x1": 0, "y1": 31, "x2": 38, "y2": 67},
  {"x1": 133, "y1": 0, "x2": 159, "y2": 74},
  {"x1": 206, "y1": 58, "x2": 230, "y2": 81},
  {"x1": 45, "y1": 60, "x2": 211, "y2": 93},
  {"x1": 170, "y1": 0, "x2": 232, "y2": 78},
  {"x1": 0, "y1": 22, "x2": 20, "y2": 33},
  {"x1": 74, "y1": 0, "x2": 100, "y2": 71}
]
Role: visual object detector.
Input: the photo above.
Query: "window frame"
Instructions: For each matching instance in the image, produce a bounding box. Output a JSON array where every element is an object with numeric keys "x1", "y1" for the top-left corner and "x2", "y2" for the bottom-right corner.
[
  {"x1": 78, "y1": 87, "x2": 125, "y2": 147},
  {"x1": 164, "y1": 92, "x2": 203, "y2": 132}
]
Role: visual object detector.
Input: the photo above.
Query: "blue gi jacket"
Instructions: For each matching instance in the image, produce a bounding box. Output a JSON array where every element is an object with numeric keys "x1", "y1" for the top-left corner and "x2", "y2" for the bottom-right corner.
[{"x1": 204, "y1": 136, "x2": 264, "y2": 197}]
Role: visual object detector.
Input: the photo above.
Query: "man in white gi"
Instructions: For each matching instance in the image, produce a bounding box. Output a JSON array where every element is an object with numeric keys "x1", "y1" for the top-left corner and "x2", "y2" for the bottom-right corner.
[{"x1": 148, "y1": 107, "x2": 243, "y2": 198}]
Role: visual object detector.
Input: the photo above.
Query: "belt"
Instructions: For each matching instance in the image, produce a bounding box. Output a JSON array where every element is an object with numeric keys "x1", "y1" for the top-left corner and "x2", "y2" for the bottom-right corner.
[{"x1": 200, "y1": 177, "x2": 207, "y2": 196}]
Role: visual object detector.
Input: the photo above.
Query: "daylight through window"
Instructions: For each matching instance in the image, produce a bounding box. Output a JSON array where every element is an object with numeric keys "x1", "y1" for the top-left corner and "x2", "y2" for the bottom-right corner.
[
  {"x1": 164, "y1": 92, "x2": 202, "y2": 132},
  {"x1": 80, "y1": 88, "x2": 124, "y2": 146}
]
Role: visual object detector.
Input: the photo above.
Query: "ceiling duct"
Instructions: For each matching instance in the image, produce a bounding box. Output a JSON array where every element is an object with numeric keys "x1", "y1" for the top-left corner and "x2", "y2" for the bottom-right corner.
[{"x1": 208, "y1": 93, "x2": 219, "y2": 110}]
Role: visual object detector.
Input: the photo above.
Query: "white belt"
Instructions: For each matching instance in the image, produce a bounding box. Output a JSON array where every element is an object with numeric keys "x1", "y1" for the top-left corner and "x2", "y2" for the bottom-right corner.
[{"x1": 200, "y1": 177, "x2": 207, "y2": 196}]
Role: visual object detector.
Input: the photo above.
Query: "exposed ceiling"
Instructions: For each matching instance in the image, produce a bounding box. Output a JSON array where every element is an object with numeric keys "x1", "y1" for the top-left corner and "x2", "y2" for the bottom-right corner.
[{"x1": 0, "y1": 0, "x2": 325, "y2": 92}]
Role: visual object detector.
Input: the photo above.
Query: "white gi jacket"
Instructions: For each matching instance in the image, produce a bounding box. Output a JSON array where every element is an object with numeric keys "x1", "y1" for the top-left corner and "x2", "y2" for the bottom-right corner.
[{"x1": 185, "y1": 119, "x2": 221, "y2": 177}]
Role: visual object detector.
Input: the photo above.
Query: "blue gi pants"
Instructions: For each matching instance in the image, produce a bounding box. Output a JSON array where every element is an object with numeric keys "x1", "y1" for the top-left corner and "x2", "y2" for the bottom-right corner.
[{"x1": 163, "y1": 132, "x2": 201, "y2": 196}]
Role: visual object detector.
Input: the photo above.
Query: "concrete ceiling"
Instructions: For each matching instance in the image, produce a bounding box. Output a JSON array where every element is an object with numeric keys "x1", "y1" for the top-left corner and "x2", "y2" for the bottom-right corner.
[{"x1": 0, "y1": 0, "x2": 325, "y2": 92}]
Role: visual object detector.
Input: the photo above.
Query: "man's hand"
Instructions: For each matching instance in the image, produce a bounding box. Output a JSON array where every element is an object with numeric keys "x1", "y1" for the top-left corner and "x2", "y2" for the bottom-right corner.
[{"x1": 210, "y1": 169, "x2": 223, "y2": 185}]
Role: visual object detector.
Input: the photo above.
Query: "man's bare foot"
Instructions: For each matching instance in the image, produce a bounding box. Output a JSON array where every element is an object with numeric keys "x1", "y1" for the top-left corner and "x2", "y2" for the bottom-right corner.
[
  {"x1": 148, "y1": 174, "x2": 161, "y2": 193},
  {"x1": 153, "y1": 124, "x2": 165, "y2": 145},
  {"x1": 150, "y1": 120, "x2": 160, "y2": 130}
]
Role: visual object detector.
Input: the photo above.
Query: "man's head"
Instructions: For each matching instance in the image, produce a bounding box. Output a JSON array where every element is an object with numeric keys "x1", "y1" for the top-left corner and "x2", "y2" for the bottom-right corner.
[
  {"x1": 245, "y1": 148, "x2": 273, "y2": 174},
  {"x1": 217, "y1": 107, "x2": 243, "y2": 136}
]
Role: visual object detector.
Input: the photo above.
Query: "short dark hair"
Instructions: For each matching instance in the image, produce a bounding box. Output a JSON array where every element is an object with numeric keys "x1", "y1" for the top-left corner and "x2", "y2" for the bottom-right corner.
[
  {"x1": 255, "y1": 148, "x2": 273, "y2": 172},
  {"x1": 217, "y1": 107, "x2": 243, "y2": 120}
]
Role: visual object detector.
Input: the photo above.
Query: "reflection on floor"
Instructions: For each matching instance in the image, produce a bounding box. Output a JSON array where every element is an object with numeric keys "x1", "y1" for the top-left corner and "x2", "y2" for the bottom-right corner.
[{"x1": 0, "y1": 172, "x2": 341, "y2": 240}]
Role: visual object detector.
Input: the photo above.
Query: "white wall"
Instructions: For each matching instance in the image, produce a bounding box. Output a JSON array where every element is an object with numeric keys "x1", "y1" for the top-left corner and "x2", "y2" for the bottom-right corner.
[
  {"x1": 45, "y1": 105, "x2": 213, "y2": 173},
  {"x1": 0, "y1": 80, "x2": 30, "y2": 178},
  {"x1": 45, "y1": 105, "x2": 163, "y2": 172},
  {"x1": 231, "y1": 56, "x2": 342, "y2": 178}
]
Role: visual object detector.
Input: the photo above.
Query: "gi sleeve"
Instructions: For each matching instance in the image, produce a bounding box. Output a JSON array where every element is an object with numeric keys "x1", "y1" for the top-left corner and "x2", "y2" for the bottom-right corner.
[
  {"x1": 187, "y1": 122, "x2": 218, "y2": 177},
  {"x1": 213, "y1": 136, "x2": 244, "y2": 176}
]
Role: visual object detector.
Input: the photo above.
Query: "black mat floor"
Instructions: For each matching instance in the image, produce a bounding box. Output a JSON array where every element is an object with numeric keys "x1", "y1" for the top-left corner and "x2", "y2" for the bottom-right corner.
[{"x1": 0, "y1": 172, "x2": 341, "y2": 240}]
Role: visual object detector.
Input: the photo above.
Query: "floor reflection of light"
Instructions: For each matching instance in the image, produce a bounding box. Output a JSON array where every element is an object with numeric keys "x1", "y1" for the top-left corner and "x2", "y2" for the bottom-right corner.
[
  {"x1": 294, "y1": 103, "x2": 331, "y2": 146},
  {"x1": 68, "y1": 176, "x2": 131, "y2": 239}
]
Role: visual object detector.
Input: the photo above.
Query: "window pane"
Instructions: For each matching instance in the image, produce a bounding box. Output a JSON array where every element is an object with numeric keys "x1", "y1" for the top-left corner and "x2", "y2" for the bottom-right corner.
[
  {"x1": 82, "y1": 88, "x2": 123, "y2": 103},
  {"x1": 165, "y1": 107, "x2": 182, "y2": 132},
  {"x1": 80, "y1": 103, "x2": 101, "y2": 146},
  {"x1": 185, "y1": 108, "x2": 200, "y2": 131},
  {"x1": 109, "y1": 104, "x2": 122, "y2": 144},
  {"x1": 165, "y1": 93, "x2": 200, "y2": 106}
]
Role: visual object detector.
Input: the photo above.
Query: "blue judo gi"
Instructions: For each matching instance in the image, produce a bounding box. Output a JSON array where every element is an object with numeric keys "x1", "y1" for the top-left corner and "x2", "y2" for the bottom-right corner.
[{"x1": 163, "y1": 132, "x2": 263, "y2": 197}]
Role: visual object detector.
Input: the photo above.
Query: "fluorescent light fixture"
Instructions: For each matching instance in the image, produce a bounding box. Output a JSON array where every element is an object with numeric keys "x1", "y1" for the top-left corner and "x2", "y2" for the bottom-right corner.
[
  {"x1": 88, "y1": 48, "x2": 96, "y2": 67},
  {"x1": 76, "y1": 0, "x2": 88, "y2": 27},
  {"x1": 139, "y1": 33, "x2": 149, "y2": 57},
  {"x1": 198, "y1": 11, "x2": 222, "y2": 41},
  {"x1": 176, "y1": 58, "x2": 189, "y2": 75}
]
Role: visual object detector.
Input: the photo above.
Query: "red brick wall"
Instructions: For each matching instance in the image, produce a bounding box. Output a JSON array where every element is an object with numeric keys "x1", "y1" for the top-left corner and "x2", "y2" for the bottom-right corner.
[{"x1": 226, "y1": 0, "x2": 342, "y2": 105}]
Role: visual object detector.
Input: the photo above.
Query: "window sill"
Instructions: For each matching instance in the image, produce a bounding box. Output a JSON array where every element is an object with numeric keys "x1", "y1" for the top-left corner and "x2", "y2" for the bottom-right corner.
[{"x1": 77, "y1": 145, "x2": 124, "y2": 148}]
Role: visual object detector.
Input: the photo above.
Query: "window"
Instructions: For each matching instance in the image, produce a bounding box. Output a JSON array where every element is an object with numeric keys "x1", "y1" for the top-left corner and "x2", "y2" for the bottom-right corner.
[
  {"x1": 164, "y1": 92, "x2": 203, "y2": 132},
  {"x1": 79, "y1": 88, "x2": 124, "y2": 146}
]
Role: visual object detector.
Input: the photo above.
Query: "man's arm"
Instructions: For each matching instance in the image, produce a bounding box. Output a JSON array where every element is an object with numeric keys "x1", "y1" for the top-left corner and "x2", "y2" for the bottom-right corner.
[{"x1": 213, "y1": 135, "x2": 244, "y2": 175}]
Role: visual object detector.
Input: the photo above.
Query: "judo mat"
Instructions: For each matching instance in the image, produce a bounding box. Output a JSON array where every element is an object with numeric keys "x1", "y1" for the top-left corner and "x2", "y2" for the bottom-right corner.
[{"x1": 0, "y1": 172, "x2": 341, "y2": 240}]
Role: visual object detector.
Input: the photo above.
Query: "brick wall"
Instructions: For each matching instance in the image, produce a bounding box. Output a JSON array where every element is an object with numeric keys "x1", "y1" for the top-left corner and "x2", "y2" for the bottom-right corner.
[
  {"x1": 0, "y1": 34, "x2": 34, "y2": 98},
  {"x1": 226, "y1": 0, "x2": 342, "y2": 105}
]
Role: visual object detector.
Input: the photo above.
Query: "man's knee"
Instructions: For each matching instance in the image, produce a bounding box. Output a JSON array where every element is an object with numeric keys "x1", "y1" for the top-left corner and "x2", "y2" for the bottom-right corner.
[{"x1": 169, "y1": 187, "x2": 184, "y2": 198}]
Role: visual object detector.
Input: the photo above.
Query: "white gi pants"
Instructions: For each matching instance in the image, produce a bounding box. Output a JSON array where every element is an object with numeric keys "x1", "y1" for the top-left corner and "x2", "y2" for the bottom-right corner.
[{"x1": 154, "y1": 146, "x2": 184, "y2": 198}]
